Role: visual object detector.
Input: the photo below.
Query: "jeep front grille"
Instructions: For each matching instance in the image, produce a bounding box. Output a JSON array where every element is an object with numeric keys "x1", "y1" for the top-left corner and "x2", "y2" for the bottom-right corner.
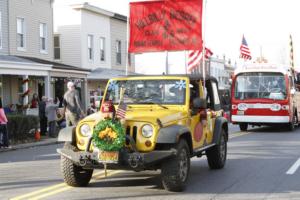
[{"x1": 125, "y1": 125, "x2": 137, "y2": 145}]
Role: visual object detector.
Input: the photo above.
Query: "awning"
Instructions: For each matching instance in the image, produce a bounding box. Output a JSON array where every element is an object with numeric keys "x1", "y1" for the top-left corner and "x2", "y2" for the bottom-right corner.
[
  {"x1": 16, "y1": 56, "x2": 90, "y2": 78},
  {"x1": 88, "y1": 67, "x2": 138, "y2": 80},
  {"x1": 0, "y1": 55, "x2": 52, "y2": 76}
]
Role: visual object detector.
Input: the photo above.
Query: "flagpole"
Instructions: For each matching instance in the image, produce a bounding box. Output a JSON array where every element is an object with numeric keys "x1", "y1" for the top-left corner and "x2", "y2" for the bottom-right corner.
[
  {"x1": 185, "y1": 51, "x2": 188, "y2": 74},
  {"x1": 165, "y1": 51, "x2": 169, "y2": 74},
  {"x1": 202, "y1": 0, "x2": 207, "y2": 97},
  {"x1": 125, "y1": 1, "x2": 130, "y2": 76}
]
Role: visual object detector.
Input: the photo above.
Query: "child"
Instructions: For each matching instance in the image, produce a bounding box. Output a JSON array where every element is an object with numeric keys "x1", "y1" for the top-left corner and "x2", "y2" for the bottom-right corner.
[
  {"x1": 45, "y1": 98, "x2": 59, "y2": 138},
  {"x1": 0, "y1": 97, "x2": 10, "y2": 148}
]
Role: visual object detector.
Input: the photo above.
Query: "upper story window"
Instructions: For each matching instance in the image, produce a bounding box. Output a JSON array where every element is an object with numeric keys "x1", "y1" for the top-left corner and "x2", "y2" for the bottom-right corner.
[
  {"x1": 54, "y1": 35, "x2": 60, "y2": 60},
  {"x1": 17, "y1": 17, "x2": 26, "y2": 50},
  {"x1": 87, "y1": 35, "x2": 94, "y2": 61},
  {"x1": 100, "y1": 37, "x2": 105, "y2": 61},
  {"x1": 116, "y1": 40, "x2": 121, "y2": 65},
  {"x1": 0, "y1": 12, "x2": 2, "y2": 49},
  {"x1": 39, "y1": 23, "x2": 47, "y2": 53}
]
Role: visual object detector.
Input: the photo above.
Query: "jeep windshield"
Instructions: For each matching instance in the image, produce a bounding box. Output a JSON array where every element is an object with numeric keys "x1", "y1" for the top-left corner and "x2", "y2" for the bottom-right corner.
[
  {"x1": 234, "y1": 72, "x2": 287, "y2": 100},
  {"x1": 104, "y1": 79, "x2": 186, "y2": 105}
]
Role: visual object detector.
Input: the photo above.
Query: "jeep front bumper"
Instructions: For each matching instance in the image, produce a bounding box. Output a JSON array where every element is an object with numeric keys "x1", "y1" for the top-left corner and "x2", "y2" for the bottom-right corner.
[{"x1": 57, "y1": 147, "x2": 177, "y2": 171}]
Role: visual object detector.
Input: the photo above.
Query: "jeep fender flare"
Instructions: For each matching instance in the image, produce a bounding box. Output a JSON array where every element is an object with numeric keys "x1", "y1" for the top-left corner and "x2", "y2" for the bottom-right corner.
[
  {"x1": 58, "y1": 126, "x2": 76, "y2": 143},
  {"x1": 157, "y1": 125, "x2": 191, "y2": 143},
  {"x1": 213, "y1": 117, "x2": 228, "y2": 144}
]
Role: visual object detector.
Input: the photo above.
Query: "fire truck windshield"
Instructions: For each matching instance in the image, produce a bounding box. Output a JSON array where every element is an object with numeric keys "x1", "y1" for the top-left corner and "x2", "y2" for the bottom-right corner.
[{"x1": 234, "y1": 72, "x2": 287, "y2": 100}]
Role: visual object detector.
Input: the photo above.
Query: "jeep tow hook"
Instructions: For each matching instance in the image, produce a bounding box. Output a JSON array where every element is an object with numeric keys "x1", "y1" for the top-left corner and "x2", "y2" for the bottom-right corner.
[
  {"x1": 128, "y1": 152, "x2": 143, "y2": 169},
  {"x1": 79, "y1": 155, "x2": 92, "y2": 167}
]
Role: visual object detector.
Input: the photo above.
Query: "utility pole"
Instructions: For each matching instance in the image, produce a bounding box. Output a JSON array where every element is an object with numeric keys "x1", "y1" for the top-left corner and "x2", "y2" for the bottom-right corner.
[{"x1": 260, "y1": 45, "x2": 263, "y2": 63}]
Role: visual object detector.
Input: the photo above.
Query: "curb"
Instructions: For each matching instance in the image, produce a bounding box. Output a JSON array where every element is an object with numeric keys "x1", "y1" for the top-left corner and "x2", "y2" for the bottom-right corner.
[{"x1": 0, "y1": 138, "x2": 63, "y2": 152}]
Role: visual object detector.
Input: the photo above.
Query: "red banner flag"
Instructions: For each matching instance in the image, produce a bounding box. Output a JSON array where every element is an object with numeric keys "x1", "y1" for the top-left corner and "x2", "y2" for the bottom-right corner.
[{"x1": 129, "y1": 0, "x2": 203, "y2": 53}]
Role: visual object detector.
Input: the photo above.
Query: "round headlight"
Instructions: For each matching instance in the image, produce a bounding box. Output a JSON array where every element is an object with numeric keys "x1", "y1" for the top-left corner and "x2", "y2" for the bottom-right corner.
[
  {"x1": 80, "y1": 124, "x2": 92, "y2": 137},
  {"x1": 238, "y1": 103, "x2": 248, "y2": 111},
  {"x1": 270, "y1": 104, "x2": 281, "y2": 111},
  {"x1": 141, "y1": 124, "x2": 153, "y2": 138}
]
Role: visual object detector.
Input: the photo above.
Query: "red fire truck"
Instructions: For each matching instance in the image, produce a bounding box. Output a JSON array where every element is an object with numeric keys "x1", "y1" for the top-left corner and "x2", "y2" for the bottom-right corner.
[{"x1": 231, "y1": 64, "x2": 300, "y2": 131}]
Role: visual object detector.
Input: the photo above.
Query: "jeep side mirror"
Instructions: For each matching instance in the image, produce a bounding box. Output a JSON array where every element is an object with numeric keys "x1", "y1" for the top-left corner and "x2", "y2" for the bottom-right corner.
[{"x1": 193, "y1": 98, "x2": 207, "y2": 109}]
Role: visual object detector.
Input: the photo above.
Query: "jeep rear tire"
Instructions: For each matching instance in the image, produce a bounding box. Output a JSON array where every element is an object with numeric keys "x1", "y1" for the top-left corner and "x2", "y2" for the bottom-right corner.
[
  {"x1": 239, "y1": 123, "x2": 248, "y2": 131},
  {"x1": 206, "y1": 129, "x2": 227, "y2": 169},
  {"x1": 161, "y1": 139, "x2": 190, "y2": 192},
  {"x1": 61, "y1": 142, "x2": 93, "y2": 187}
]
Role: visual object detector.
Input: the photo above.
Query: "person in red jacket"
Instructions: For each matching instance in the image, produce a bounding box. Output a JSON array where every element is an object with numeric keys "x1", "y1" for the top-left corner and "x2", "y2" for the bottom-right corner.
[
  {"x1": 30, "y1": 93, "x2": 39, "y2": 108},
  {"x1": 0, "y1": 97, "x2": 10, "y2": 149}
]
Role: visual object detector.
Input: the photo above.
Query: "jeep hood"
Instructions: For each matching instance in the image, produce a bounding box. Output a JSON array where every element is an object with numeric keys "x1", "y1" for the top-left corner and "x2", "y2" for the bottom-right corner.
[
  {"x1": 81, "y1": 108, "x2": 187, "y2": 125},
  {"x1": 125, "y1": 108, "x2": 187, "y2": 125}
]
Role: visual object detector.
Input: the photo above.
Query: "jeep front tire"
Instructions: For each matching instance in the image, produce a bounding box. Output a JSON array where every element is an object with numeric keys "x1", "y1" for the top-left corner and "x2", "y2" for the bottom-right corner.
[
  {"x1": 206, "y1": 129, "x2": 227, "y2": 169},
  {"x1": 161, "y1": 139, "x2": 190, "y2": 192},
  {"x1": 61, "y1": 142, "x2": 93, "y2": 187}
]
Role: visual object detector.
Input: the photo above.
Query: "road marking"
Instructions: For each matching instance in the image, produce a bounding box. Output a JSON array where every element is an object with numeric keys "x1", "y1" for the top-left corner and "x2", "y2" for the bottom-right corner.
[
  {"x1": 28, "y1": 170, "x2": 122, "y2": 200},
  {"x1": 10, "y1": 183, "x2": 67, "y2": 200},
  {"x1": 286, "y1": 158, "x2": 300, "y2": 175},
  {"x1": 29, "y1": 187, "x2": 71, "y2": 200},
  {"x1": 10, "y1": 170, "x2": 106, "y2": 200}
]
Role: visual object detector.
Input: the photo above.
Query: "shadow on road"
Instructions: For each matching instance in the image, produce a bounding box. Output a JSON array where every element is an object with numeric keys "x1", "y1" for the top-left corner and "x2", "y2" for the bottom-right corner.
[
  {"x1": 243, "y1": 124, "x2": 300, "y2": 133},
  {"x1": 90, "y1": 173, "x2": 162, "y2": 189}
]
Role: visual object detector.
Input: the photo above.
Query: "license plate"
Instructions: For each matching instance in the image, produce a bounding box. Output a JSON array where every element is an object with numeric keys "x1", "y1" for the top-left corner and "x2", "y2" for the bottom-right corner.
[
  {"x1": 237, "y1": 110, "x2": 244, "y2": 115},
  {"x1": 98, "y1": 151, "x2": 119, "y2": 163}
]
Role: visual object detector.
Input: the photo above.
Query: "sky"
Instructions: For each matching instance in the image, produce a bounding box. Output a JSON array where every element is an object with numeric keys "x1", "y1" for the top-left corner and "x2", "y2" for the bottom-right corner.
[{"x1": 54, "y1": 0, "x2": 300, "y2": 73}]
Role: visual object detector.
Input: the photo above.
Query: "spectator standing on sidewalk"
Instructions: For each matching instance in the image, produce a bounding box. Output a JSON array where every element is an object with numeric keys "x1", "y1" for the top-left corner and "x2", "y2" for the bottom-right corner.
[
  {"x1": 30, "y1": 93, "x2": 39, "y2": 108},
  {"x1": 45, "y1": 98, "x2": 59, "y2": 137},
  {"x1": 39, "y1": 96, "x2": 48, "y2": 135},
  {"x1": 63, "y1": 81, "x2": 84, "y2": 127},
  {"x1": 0, "y1": 97, "x2": 10, "y2": 148}
]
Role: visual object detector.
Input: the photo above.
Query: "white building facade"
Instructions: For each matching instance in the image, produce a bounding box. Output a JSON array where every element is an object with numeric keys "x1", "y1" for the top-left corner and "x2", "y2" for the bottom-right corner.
[{"x1": 54, "y1": 2, "x2": 135, "y2": 107}]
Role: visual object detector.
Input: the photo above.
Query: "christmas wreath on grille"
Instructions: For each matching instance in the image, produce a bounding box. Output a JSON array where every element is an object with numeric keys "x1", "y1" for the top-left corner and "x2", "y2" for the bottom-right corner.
[{"x1": 92, "y1": 119, "x2": 125, "y2": 151}]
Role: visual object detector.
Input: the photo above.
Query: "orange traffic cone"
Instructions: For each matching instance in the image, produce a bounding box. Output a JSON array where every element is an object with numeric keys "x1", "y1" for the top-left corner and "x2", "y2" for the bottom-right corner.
[{"x1": 35, "y1": 129, "x2": 41, "y2": 141}]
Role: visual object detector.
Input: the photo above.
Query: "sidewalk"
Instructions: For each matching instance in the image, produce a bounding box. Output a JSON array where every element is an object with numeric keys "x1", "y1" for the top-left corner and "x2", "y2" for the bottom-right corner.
[{"x1": 0, "y1": 136, "x2": 62, "y2": 152}]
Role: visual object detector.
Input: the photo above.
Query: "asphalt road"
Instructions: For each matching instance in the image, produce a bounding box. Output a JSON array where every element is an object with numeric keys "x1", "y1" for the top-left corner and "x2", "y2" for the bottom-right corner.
[{"x1": 1, "y1": 124, "x2": 300, "y2": 200}]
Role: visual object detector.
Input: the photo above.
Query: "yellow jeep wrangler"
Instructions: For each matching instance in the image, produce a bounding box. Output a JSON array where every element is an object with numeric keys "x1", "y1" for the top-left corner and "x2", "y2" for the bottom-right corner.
[{"x1": 57, "y1": 75, "x2": 228, "y2": 192}]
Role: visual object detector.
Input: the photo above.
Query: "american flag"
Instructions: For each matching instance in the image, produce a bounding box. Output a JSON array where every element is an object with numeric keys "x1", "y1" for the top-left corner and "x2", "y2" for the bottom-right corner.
[
  {"x1": 187, "y1": 47, "x2": 213, "y2": 72},
  {"x1": 116, "y1": 102, "x2": 127, "y2": 119},
  {"x1": 240, "y1": 35, "x2": 252, "y2": 60}
]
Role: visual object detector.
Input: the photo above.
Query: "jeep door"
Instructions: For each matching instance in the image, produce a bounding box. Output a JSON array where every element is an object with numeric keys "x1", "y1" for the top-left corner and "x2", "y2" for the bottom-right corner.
[
  {"x1": 205, "y1": 80, "x2": 223, "y2": 144},
  {"x1": 189, "y1": 80, "x2": 207, "y2": 149}
]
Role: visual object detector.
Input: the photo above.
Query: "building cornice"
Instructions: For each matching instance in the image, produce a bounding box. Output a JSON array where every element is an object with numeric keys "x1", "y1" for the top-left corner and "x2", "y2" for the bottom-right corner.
[
  {"x1": 51, "y1": 68, "x2": 90, "y2": 75},
  {"x1": 71, "y1": 3, "x2": 114, "y2": 17}
]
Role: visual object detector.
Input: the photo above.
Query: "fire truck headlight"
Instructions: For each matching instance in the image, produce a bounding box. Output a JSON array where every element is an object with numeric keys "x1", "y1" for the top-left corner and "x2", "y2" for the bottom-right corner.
[
  {"x1": 270, "y1": 104, "x2": 281, "y2": 111},
  {"x1": 237, "y1": 103, "x2": 248, "y2": 111}
]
